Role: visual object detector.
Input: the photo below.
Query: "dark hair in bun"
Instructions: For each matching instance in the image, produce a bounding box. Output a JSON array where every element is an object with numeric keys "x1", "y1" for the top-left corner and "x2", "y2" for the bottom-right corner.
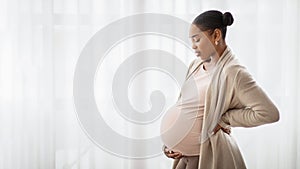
[
  {"x1": 223, "y1": 12, "x2": 234, "y2": 26},
  {"x1": 193, "y1": 10, "x2": 234, "y2": 39}
]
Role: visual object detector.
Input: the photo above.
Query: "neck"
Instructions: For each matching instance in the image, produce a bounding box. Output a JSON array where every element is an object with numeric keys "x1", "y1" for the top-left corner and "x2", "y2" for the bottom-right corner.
[
  {"x1": 210, "y1": 44, "x2": 227, "y2": 62},
  {"x1": 217, "y1": 44, "x2": 227, "y2": 57},
  {"x1": 203, "y1": 44, "x2": 227, "y2": 71},
  {"x1": 215, "y1": 43, "x2": 227, "y2": 58}
]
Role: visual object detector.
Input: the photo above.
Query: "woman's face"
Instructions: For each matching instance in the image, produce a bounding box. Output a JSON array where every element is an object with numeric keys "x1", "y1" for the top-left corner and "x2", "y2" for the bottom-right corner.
[{"x1": 189, "y1": 24, "x2": 216, "y2": 60}]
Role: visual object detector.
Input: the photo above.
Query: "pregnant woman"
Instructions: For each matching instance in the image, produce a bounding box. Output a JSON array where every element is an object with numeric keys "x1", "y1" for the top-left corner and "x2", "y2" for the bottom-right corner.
[{"x1": 160, "y1": 10, "x2": 280, "y2": 169}]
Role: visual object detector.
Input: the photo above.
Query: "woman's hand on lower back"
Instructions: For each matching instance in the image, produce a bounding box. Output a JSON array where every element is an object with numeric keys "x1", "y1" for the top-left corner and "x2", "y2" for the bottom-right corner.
[{"x1": 213, "y1": 124, "x2": 231, "y2": 135}]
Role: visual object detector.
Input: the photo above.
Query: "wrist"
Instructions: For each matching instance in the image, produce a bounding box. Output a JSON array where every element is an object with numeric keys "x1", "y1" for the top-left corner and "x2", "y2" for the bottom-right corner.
[{"x1": 218, "y1": 116, "x2": 230, "y2": 129}]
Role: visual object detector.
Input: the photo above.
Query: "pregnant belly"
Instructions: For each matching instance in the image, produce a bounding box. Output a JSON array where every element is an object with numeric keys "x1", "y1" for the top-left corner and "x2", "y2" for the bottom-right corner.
[{"x1": 160, "y1": 105, "x2": 202, "y2": 155}]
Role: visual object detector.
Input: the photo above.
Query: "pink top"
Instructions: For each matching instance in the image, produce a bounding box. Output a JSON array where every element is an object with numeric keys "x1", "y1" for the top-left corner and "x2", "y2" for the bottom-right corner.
[{"x1": 160, "y1": 62, "x2": 211, "y2": 156}]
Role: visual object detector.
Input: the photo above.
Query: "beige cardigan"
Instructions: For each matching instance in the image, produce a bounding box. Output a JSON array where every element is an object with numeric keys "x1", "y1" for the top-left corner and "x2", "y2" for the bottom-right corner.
[{"x1": 172, "y1": 48, "x2": 279, "y2": 169}]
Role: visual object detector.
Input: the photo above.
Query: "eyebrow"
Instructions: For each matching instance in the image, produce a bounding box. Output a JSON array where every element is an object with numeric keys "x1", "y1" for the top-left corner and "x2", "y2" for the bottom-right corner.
[{"x1": 189, "y1": 33, "x2": 201, "y2": 38}]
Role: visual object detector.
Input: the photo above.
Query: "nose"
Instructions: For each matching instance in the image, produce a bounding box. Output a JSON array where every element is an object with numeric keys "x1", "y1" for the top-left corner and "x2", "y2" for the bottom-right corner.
[{"x1": 192, "y1": 43, "x2": 197, "y2": 50}]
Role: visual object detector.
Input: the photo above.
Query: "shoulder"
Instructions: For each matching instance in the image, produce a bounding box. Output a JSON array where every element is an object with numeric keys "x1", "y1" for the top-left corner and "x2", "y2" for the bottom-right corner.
[
  {"x1": 187, "y1": 58, "x2": 198, "y2": 72},
  {"x1": 222, "y1": 59, "x2": 253, "y2": 83},
  {"x1": 188, "y1": 59, "x2": 198, "y2": 68}
]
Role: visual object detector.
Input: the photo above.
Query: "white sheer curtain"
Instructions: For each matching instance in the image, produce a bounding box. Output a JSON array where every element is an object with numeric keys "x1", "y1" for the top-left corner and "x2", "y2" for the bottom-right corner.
[{"x1": 0, "y1": 0, "x2": 299, "y2": 168}]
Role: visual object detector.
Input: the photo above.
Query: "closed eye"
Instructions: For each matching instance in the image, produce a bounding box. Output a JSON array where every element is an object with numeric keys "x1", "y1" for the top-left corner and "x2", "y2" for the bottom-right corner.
[
  {"x1": 189, "y1": 34, "x2": 202, "y2": 43},
  {"x1": 192, "y1": 36, "x2": 201, "y2": 43}
]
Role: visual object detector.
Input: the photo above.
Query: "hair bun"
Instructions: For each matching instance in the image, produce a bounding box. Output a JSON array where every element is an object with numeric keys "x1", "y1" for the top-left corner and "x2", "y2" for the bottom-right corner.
[{"x1": 223, "y1": 12, "x2": 234, "y2": 26}]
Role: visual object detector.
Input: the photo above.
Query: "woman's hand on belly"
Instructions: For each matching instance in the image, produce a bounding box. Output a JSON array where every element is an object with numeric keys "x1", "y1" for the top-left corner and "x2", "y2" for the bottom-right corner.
[{"x1": 163, "y1": 146, "x2": 183, "y2": 159}]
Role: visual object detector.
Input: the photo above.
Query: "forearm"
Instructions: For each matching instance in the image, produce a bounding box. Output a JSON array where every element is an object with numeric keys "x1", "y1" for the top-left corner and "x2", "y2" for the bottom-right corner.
[{"x1": 221, "y1": 106, "x2": 279, "y2": 127}]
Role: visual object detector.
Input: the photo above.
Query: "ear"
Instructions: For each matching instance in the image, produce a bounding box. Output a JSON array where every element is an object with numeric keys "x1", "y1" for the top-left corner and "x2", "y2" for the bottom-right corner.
[{"x1": 213, "y1": 29, "x2": 222, "y2": 44}]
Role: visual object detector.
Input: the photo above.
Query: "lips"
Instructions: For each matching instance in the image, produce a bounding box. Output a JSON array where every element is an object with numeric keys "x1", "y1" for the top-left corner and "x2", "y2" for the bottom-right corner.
[{"x1": 195, "y1": 51, "x2": 201, "y2": 56}]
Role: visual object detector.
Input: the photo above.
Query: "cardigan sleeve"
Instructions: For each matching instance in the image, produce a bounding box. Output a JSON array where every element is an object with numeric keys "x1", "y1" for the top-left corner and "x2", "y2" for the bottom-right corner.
[{"x1": 220, "y1": 68, "x2": 280, "y2": 128}]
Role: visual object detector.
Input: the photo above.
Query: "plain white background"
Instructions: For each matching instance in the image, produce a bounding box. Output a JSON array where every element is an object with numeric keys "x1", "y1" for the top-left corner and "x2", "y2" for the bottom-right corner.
[{"x1": 0, "y1": 0, "x2": 299, "y2": 168}]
